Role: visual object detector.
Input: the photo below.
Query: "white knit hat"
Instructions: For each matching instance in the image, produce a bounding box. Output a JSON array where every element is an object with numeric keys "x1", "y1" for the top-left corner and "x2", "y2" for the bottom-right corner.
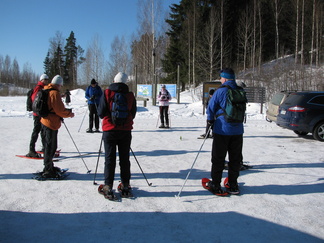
[
  {"x1": 114, "y1": 72, "x2": 128, "y2": 83},
  {"x1": 51, "y1": 75, "x2": 64, "y2": 86},
  {"x1": 40, "y1": 74, "x2": 49, "y2": 81}
]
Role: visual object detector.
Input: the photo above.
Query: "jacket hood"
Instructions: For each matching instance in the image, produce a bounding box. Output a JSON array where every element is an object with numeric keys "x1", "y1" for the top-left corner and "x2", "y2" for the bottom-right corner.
[
  {"x1": 223, "y1": 80, "x2": 238, "y2": 89},
  {"x1": 109, "y1": 82, "x2": 129, "y2": 93}
]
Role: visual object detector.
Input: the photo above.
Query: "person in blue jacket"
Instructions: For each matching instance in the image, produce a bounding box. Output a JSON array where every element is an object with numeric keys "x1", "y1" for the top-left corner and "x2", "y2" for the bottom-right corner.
[
  {"x1": 85, "y1": 79, "x2": 103, "y2": 133},
  {"x1": 206, "y1": 68, "x2": 244, "y2": 196}
]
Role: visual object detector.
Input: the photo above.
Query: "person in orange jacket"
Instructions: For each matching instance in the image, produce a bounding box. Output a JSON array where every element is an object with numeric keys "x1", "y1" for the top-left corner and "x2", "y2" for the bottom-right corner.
[{"x1": 40, "y1": 75, "x2": 74, "y2": 178}]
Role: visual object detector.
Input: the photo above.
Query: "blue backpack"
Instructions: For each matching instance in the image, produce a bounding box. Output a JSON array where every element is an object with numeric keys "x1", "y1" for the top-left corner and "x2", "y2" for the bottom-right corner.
[{"x1": 111, "y1": 92, "x2": 129, "y2": 126}]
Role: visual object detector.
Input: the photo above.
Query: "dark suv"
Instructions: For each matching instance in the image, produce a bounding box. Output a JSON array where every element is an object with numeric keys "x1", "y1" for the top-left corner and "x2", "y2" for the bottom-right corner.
[{"x1": 276, "y1": 92, "x2": 324, "y2": 142}]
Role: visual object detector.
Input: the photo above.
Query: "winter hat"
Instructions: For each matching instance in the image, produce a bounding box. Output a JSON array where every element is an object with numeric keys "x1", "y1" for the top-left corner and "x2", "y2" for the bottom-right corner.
[
  {"x1": 161, "y1": 84, "x2": 166, "y2": 88},
  {"x1": 114, "y1": 72, "x2": 128, "y2": 83},
  {"x1": 209, "y1": 89, "x2": 215, "y2": 96},
  {"x1": 91, "y1": 79, "x2": 97, "y2": 85},
  {"x1": 51, "y1": 75, "x2": 64, "y2": 86},
  {"x1": 40, "y1": 74, "x2": 49, "y2": 81},
  {"x1": 219, "y1": 68, "x2": 235, "y2": 80}
]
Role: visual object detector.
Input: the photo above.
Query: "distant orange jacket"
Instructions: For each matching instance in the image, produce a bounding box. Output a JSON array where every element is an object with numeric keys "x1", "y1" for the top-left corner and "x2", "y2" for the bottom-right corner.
[{"x1": 40, "y1": 83, "x2": 73, "y2": 130}]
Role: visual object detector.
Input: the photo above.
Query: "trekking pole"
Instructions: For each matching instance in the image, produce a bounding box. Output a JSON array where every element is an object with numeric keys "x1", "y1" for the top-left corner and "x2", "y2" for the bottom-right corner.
[
  {"x1": 78, "y1": 108, "x2": 88, "y2": 132},
  {"x1": 168, "y1": 108, "x2": 171, "y2": 128},
  {"x1": 62, "y1": 120, "x2": 91, "y2": 174},
  {"x1": 93, "y1": 135, "x2": 103, "y2": 185},
  {"x1": 130, "y1": 147, "x2": 152, "y2": 186},
  {"x1": 156, "y1": 113, "x2": 160, "y2": 128},
  {"x1": 175, "y1": 126, "x2": 212, "y2": 198}
]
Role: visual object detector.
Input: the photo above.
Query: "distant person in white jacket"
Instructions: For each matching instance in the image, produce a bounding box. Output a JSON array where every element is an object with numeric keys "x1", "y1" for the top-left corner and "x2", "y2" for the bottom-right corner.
[{"x1": 157, "y1": 84, "x2": 171, "y2": 128}]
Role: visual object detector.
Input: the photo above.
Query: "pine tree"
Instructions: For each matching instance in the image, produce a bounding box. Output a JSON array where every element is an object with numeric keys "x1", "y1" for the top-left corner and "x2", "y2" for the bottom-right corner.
[{"x1": 64, "y1": 31, "x2": 78, "y2": 87}]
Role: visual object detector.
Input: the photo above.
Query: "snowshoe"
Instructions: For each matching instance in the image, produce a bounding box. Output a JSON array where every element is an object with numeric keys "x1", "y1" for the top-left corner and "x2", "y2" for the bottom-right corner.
[
  {"x1": 32, "y1": 168, "x2": 69, "y2": 181},
  {"x1": 98, "y1": 184, "x2": 118, "y2": 201},
  {"x1": 26, "y1": 151, "x2": 42, "y2": 158},
  {"x1": 202, "y1": 178, "x2": 228, "y2": 196},
  {"x1": 16, "y1": 154, "x2": 43, "y2": 160},
  {"x1": 117, "y1": 183, "x2": 134, "y2": 198},
  {"x1": 223, "y1": 177, "x2": 240, "y2": 195},
  {"x1": 36, "y1": 149, "x2": 61, "y2": 158}
]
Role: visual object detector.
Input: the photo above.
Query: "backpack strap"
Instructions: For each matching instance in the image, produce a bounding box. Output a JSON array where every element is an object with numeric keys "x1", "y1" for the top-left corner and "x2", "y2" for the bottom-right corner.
[
  {"x1": 215, "y1": 85, "x2": 229, "y2": 118},
  {"x1": 47, "y1": 88, "x2": 57, "y2": 114}
]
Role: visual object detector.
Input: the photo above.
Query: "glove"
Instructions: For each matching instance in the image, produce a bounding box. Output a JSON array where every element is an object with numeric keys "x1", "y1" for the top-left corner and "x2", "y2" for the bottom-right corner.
[
  {"x1": 90, "y1": 95, "x2": 95, "y2": 101},
  {"x1": 207, "y1": 120, "x2": 214, "y2": 129}
]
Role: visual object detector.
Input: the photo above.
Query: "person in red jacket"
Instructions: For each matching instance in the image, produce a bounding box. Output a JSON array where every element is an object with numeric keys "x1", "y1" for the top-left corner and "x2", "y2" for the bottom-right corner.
[
  {"x1": 40, "y1": 75, "x2": 74, "y2": 178},
  {"x1": 26, "y1": 74, "x2": 49, "y2": 158},
  {"x1": 97, "y1": 72, "x2": 137, "y2": 199}
]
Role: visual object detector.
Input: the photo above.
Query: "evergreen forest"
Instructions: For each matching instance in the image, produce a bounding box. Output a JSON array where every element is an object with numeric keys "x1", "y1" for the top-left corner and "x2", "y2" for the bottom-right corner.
[{"x1": 0, "y1": 0, "x2": 323, "y2": 100}]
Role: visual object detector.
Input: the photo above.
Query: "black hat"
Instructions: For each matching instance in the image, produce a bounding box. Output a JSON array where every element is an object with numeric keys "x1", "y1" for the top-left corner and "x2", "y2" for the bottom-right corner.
[{"x1": 91, "y1": 79, "x2": 96, "y2": 85}]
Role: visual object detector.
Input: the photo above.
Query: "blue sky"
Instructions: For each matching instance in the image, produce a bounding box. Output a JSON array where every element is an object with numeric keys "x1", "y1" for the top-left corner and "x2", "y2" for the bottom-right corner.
[{"x1": 0, "y1": 0, "x2": 179, "y2": 75}]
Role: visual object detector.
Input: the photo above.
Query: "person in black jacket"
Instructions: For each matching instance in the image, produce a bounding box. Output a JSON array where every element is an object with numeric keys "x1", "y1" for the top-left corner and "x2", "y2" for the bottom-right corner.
[{"x1": 64, "y1": 89, "x2": 71, "y2": 105}]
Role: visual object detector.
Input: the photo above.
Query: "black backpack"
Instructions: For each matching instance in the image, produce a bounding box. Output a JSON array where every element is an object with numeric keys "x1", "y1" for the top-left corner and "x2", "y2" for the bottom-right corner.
[
  {"x1": 217, "y1": 85, "x2": 247, "y2": 123},
  {"x1": 26, "y1": 88, "x2": 34, "y2": 111},
  {"x1": 111, "y1": 92, "x2": 129, "y2": 126},
  {"x1": 32, "y1": 88, "x2": 55, "y2": 117}
]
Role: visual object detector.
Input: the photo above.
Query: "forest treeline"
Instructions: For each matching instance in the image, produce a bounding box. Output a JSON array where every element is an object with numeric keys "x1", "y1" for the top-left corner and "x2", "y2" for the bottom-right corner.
[{"x1": 0, "y1": 0, "x2": 323, "y2": 99}]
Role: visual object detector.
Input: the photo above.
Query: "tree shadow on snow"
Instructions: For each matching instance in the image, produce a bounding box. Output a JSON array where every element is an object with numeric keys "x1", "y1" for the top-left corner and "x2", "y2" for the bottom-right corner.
[{"x1": 1, "y1": 210, "x2": 322, "y2": 243}]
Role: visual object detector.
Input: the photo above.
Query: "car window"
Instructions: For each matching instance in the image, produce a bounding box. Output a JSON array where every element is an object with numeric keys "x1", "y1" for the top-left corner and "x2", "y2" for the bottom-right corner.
[
  {"x1": 281, "y1": 94, "x2": 304, "y2": 105},
  {"x1": 270, "y1": 93, "x2": 285, "y2": 105},
  {"x1": 308, "y1": 95, "x2": 324, "y2": 105}
]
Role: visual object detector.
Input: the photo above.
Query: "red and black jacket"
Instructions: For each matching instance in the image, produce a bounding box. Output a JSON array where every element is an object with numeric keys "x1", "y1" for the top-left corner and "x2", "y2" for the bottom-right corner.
[{"x1": 97, "y1": 83, "x2": 136, "y2": 131}]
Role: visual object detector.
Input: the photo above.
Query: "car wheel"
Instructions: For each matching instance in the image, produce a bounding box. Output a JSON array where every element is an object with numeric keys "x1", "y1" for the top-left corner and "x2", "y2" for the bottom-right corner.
[
  {"x1": 313, "y1": 121, "x2": 324, "y2": 142},
  {"x1": 294, "y1": 130, "x2": 308, "y2": 136}
]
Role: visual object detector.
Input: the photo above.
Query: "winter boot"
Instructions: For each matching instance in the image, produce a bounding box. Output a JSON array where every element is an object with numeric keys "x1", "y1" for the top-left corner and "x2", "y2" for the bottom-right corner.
[
  {"x1": 41, "y1": 170, "x2": 60, "y2": 179},
  {"x1": 159, "y1": 123, "x2": 165, "y2": 128},
  {"x1": 226, "y1": 183, "x2": 240, "y2": 195},
  {"x1": 26, "y1": 151, "x2": 41, "y2": 158},
  {"x1": 118, "y1": 183, "x2": 133, "y2": 198},
  {"x1": 86, "y1": 128, "x2": 93, "y2": 133},
  {"x1": 207, "y1": 181, "x2": 228, "y2": 196},
  {"x1": 102, "y1": 185, "x2": 117, "y2": 201}
]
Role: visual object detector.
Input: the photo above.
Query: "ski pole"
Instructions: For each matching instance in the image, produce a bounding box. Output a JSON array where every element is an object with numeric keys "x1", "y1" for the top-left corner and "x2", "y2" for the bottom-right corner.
[
  {"x1": 130, "y1": 147, "x2": 152, "y2": 186},
  {"x1": 93, "y1": 135, "x2": 103, "y2": 185},
  {"x1": 176, "y1": 126, "x2": 212, "y2": 198},
  {"x1": 168, "y1": 108, "x2": 171, "y2": 128},
  {"x1": 78, "y1": 107, "x2": 88, "y2": 132},
  {"x1": 62, "y1": 120, "x2": 91, "y2": 174},
  {"x1": 156, "y1": 112, "x2": 160, "y2": 128}
]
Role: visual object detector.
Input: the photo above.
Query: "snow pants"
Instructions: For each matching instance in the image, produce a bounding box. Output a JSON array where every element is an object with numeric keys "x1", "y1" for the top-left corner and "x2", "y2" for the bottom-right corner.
[
  {"x1": 103, "y1": 130, "x2": 132, "y2": 187},
  {"x1": 88, "y1": 104, "x2": 99, "y2": 130},
  {"x1": 42, "y1": 125, "x2": 58, "y2": 172},
  {"x1": 211, "y1": 133, "x2": 243, "y2": 186},
  {"x1": 29, "y1": 115, "x2": 45, "y2": 152},
  {"x1": 159, "y1": 106, "x2": 169, "y2": 125}
]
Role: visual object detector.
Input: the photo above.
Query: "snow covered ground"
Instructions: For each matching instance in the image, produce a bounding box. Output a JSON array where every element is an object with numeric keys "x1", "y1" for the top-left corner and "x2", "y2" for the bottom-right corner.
[{"x1": 0, "y1": 88, "x2": 323, "y2": 243}]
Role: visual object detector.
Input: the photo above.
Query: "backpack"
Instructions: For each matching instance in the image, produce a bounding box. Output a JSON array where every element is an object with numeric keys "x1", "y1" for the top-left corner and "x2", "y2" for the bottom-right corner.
[
  {"x1": 32, "y1": 88, "x2": 55, "y2": 117},
  {"x1": 26, "y1": 88, "x2": 34, "y2": 111},
  {"x1": 217, "y1": 85, "x2": 247, "y2": 123},
  {"x1": 111, "y1": 92, "x2": 129, "y2": 126}
]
